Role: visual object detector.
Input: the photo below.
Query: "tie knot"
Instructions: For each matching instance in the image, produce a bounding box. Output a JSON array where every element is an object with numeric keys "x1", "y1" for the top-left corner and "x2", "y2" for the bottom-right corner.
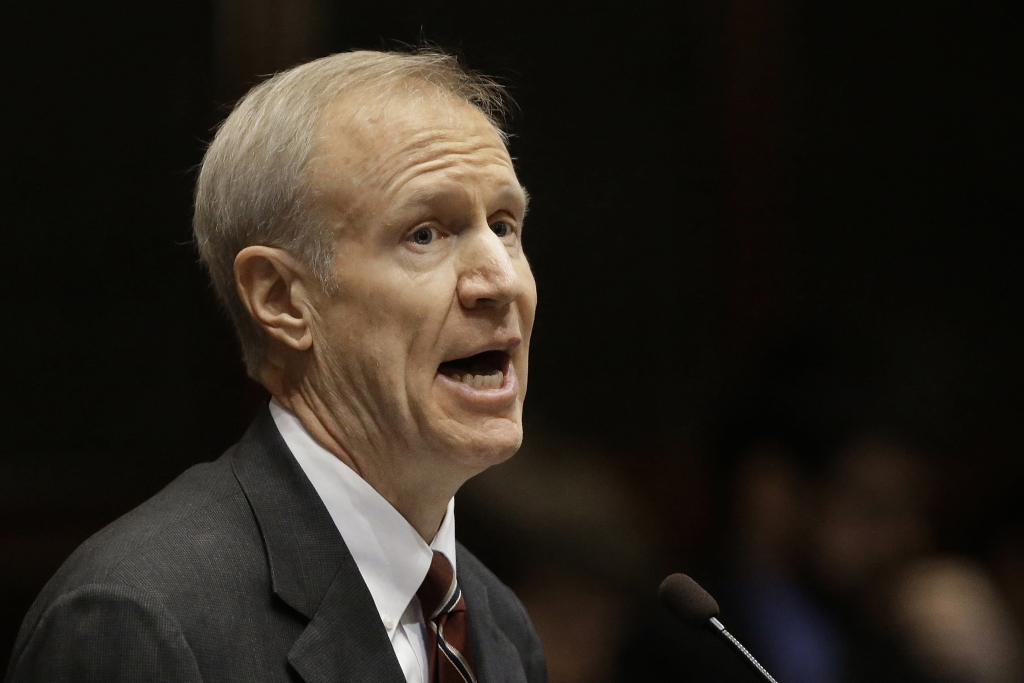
[{"x1": 417, "y1": 551, "x2": 462, "y2": 621}]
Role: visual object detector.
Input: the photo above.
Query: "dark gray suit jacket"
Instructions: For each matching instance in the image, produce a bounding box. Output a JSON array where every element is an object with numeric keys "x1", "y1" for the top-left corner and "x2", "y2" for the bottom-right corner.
[{"x1": 5, "y1": 407, "x2": 547, "y2": 683}]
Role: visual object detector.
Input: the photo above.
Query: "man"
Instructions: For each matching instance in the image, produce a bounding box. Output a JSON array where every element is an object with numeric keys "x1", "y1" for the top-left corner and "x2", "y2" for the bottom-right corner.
[{"x1": 6, "y1": 50, "x2": 545, "y2": 683}]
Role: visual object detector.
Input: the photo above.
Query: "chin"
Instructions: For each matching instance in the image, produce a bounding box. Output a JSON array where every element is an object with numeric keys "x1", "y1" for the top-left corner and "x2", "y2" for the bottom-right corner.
[{"x1": 442, "y1": 414, "x2": 524, "y2": 473}]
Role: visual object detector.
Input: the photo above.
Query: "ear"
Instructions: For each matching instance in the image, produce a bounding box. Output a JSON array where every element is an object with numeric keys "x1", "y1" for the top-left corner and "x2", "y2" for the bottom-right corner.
[{"x1": 234, "y1": 246, "x2": 316, "y2": 353}]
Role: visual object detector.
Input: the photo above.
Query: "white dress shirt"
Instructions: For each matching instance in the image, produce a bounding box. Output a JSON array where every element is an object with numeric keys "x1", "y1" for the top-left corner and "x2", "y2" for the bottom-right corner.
[{"x1": 270, "y1": 400, "x2": 456, "y2": 683}]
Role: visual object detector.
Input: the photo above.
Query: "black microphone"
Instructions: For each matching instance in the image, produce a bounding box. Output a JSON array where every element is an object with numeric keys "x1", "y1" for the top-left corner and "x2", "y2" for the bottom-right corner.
[{"x1": 658, "y1": 573, "x2": 779, "y2": 683}]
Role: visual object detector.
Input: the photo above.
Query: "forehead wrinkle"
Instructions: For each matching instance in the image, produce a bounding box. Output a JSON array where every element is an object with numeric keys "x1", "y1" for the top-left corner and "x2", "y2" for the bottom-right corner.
[
  {"x1": 312, "y1": 94, "x2": 517, "y2": 231},
  {"x1": 372, "y1": 133, "x2": 515, "y2": 204}
]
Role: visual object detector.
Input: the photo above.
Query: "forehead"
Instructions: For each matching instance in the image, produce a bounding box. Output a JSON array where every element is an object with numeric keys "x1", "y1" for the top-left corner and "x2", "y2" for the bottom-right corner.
[{"x1": 311, "y1": 88, "x2": 517, "y2": 204}]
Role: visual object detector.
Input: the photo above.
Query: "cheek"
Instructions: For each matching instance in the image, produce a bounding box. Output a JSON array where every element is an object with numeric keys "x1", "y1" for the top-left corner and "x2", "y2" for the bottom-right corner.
[
  {"x1": 313, "y1": 284, "x2": 408, "y2": 365},
  {"x1": 337, "y1": 264, "x2": 445, "y2": 329},
  {"x1": 326, "y1": 260, "x2": 459, "y2": 380},
  {"x1": 518, "y1": 265, "x2": 539, "y2": 335},
  {"x1": 372, "y1": 274, "x2": 458, "y2": 377}
]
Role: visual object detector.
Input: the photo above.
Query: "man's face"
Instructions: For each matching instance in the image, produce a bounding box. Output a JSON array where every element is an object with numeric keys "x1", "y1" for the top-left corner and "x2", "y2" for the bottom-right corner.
[{"x1": 304, "y1": 91, "x2": 536, "y2": 475}]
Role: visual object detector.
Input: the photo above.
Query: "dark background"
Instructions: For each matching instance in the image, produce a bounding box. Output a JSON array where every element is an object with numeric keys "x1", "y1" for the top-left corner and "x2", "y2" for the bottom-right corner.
[{"x1": 1, "y1": 0, "x2": 1021, "y2": 678}]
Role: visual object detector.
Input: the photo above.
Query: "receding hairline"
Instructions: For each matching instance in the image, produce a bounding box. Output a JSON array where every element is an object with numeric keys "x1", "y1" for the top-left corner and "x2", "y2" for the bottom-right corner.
[
  {"x1": 303, "y1": 82, "x2": 519, "y2": 212},
  {"x1": 311, "y1": 78, "x2": 510, "y2": 163}
]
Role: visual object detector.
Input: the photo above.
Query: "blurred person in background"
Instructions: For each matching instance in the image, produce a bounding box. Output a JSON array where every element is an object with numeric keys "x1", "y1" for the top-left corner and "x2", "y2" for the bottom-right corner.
[
  {"x1": 616, "y1": 430, "x2": 947, "y2": 682},
  {"x1": 615, "y1": 436, "x2": 835, "y2": 683},
  {"x1": 894, "y1": 557, "x2": 1024, "y2": 683},
  {"x1": 804, "y1": 432, "x2": 939, "y2": 682},
  {"x1": 805, "y1": 432, "x2": 1024, "y2": 682},
  {"x1": 696, "y1": 429, "x2": 1024, "y2": 683},
  {"x1": 617, "y1": 438, "x2": 854, "y2": 683},
  {"x1": 719, "y1": 442, "x2": 846, "y2": 683},
  {"x1": 810, "y1": 434, "x2": 933, "y2": 608}
]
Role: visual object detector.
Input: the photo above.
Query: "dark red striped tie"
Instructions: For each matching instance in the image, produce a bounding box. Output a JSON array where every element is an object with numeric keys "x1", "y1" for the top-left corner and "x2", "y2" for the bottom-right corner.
[{"x1": 417, "y1": 551, "x2": 477, "y2": 683}]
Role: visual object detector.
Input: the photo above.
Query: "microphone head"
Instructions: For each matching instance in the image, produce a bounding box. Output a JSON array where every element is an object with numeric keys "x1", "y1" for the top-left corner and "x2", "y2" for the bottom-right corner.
[{"x1": 658, "y1": 573, "x2": 720, "y2": 625}]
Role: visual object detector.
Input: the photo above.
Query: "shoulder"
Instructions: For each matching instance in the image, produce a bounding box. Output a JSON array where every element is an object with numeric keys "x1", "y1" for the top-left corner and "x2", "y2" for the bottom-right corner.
[
  {"x1": 45, "y1": 453, "x2": 256, "y2": 593},
  {"x1": 9, "y1": 450, "x2": 270, "y2": 675},
  {"x1": 6, "y1": 582, "x2": 203, "y2": 683}
]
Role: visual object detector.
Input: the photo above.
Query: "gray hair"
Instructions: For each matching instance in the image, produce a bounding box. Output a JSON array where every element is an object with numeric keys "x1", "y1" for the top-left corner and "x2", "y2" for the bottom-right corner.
[{"x1": 193, "y1": 49, "x2": 510, "y2": 377}]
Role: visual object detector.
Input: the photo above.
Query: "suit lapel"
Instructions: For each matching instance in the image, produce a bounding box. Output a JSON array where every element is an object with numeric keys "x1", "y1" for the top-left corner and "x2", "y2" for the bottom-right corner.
[
  {"x1": 458, "y1": 550, "x2": 530, "y2": 683},
  {"x1": 231, "y1": 407, "x2": 405, "y2": 683},
  {"x1": 287, "y1": 572, "x2": 406, "y2": 683}
]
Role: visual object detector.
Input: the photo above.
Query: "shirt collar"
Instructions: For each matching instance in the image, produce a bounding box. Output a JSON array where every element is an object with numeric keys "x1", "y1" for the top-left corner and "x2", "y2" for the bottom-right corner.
[{"x1": 269, "y1": 399, "x2": 456, "y2": 634}]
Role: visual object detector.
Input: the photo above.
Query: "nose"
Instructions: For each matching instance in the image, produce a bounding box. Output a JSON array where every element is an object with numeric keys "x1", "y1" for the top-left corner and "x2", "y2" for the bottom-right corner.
[{"x1": 456, "y1": 225, "x2": 527, "y2": 310}]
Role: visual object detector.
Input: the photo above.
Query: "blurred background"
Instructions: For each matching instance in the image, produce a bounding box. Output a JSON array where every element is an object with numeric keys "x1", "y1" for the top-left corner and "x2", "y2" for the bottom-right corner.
[{"x1": 1, "y1": 1, "x2": 1021, "y2": 681}]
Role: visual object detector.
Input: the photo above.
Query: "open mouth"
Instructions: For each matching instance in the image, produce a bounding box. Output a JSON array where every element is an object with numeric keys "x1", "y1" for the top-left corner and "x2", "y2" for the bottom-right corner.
[{"x1": 437, "y1": 350, "x2": 509, "y2": 390}]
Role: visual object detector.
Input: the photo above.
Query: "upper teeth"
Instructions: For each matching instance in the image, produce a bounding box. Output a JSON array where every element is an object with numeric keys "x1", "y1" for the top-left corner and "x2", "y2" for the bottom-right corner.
[{"x1": 460, "y1": 371, "x2": 503, "y2": 390}]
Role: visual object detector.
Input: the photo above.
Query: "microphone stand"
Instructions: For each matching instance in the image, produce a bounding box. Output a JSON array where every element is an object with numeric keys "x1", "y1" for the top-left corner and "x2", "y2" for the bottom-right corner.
[{"x1": 708, "y1": 616, "x2": 778, "y2": 683}]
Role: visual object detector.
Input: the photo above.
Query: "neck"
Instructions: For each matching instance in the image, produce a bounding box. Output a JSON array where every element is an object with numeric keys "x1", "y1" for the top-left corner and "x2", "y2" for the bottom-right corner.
[{"x1": 268, "y1": 376, "x2": 461, "y2": 542}]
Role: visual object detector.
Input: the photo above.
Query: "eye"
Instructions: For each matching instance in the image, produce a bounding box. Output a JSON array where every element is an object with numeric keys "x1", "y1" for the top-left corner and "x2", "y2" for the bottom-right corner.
[
  {"x1": 410, "y1": 227, "x2": 436, "y2": 245},
  {"x1": 491, "y1": 221, "x2": 511, "y2": 238}
]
